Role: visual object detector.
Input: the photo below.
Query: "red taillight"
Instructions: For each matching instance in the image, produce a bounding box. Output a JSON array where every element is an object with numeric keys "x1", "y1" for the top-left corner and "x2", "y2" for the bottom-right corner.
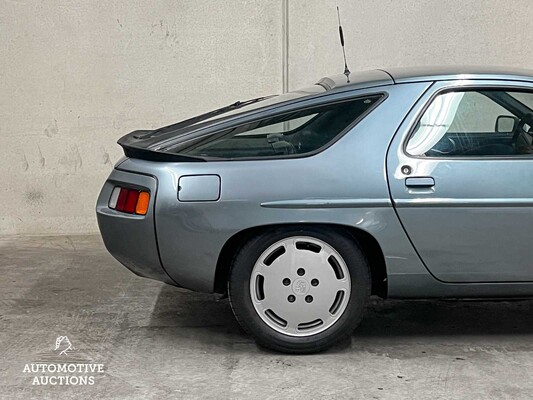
[
  {"x1": 109, "y1": 186, "x2": 150, "y2": 215},
  {"x1": 124, "y1": 190, "x2": 140, "y2": 213},
  {"x1": 116, "y1": 188, "x2": 129, "y2": 211}
]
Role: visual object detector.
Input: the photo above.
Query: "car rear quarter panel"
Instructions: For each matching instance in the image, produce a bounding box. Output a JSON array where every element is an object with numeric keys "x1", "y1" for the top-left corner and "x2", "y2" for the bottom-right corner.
[
  {"x1": 117, "y1": 82, "x2": 433, "y2": 293},
  {"x1": 96, "y1": 169, "x2": 175, "y2": 285}
]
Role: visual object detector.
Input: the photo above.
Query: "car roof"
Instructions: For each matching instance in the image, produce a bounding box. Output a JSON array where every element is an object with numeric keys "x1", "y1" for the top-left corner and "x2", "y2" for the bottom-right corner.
[{"x1": 318, "y1": 66, "x2": 533, "y2": 91}]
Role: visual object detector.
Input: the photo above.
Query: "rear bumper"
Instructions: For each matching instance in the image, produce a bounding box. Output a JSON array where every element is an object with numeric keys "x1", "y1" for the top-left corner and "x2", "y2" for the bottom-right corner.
[{"x1": 96, "y1": 168, "x2": 176, "y2": 286}]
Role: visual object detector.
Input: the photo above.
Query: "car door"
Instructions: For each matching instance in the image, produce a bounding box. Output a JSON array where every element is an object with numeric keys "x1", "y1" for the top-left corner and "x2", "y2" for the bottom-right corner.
[{"x1": 387, "y1": 80, "x2": 533, "y2": 283}]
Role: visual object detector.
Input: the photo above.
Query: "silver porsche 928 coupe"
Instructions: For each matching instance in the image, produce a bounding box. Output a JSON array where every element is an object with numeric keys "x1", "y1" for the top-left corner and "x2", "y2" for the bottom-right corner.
[{"x1": 97, "y1": 66, "x2": 533, "y2": 353}]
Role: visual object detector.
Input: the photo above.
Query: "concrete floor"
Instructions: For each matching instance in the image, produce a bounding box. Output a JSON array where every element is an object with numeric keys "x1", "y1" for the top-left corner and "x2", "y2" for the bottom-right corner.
[{"x1": 2, "y1": 236, "x2": 533, "y2": 399}]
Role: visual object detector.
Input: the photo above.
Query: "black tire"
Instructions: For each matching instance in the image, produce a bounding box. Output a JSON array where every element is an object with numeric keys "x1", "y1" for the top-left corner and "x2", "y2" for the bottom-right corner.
[{"x1": 228, "y1": 225, "x2": 371, "y2": 354}]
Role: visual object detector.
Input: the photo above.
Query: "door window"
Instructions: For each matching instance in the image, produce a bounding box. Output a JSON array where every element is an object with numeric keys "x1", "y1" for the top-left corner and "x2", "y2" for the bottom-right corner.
[{"x1": 406, "y1": 89, "x2": 533, "y2": 157}]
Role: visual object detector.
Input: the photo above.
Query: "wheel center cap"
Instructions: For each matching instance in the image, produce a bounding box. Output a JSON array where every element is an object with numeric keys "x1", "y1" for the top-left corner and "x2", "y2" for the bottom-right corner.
[{"x1": 292, "y1": 278, "x2": 309, "y2": 295}]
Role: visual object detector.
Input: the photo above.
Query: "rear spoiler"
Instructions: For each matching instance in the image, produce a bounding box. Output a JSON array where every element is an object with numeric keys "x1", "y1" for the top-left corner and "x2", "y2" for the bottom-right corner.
[
  {"x1": 117, "y1": 96, "x2": 276, "y2": 162},
  {"x1": 118, "y1": 131, "x2": 206, "y2": 162}
]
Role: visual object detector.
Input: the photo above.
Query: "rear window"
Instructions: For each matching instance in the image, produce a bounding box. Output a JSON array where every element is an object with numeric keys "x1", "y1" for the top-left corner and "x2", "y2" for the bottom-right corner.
[{"x1": 170, "y1": 94, "x2": 384, "y2": 159}]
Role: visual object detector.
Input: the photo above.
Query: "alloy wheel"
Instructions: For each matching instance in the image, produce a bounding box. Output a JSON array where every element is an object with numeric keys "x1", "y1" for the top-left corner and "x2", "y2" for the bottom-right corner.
[{"x1": 249, "y1": 236, "x2": 351, "y2": 336}]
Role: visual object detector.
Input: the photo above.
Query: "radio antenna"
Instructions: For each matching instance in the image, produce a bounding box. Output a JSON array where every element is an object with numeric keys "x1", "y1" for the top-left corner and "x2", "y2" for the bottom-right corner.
[{"x1": 337, "y1": 6, "x2": 351, "y2": 83}]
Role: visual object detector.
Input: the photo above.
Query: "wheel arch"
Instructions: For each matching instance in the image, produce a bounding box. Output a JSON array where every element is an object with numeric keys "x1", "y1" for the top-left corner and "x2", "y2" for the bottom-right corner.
[{"x1": 214, "y1": 223, "x2": 388, "y2": 298}]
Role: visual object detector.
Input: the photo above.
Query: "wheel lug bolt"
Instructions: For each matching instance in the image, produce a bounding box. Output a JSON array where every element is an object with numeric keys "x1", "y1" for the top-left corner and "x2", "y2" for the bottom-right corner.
[
  {"x1": 283, "y1": 278, "x2": 291, "y2": 286},
  {"x1": 311, "y1": 279, "x2": 319, "y2": 286},
  {"x1": 305, "y1": 295, "x2": 313, "y2": 303},
  {"x1": 297, "y1": 268, "x2": 305, "y2": 276},
  {"x1": 288, "y1": 295, "x2": 296, "y2": 303}
]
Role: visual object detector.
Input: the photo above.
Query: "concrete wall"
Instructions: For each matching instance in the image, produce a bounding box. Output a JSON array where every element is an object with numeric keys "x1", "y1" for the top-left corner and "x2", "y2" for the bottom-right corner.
[
  {"x1": 1, "y1": 0, "x2": 532, "y2": 234},
  {"x1": 289, "y1": 0, "x2": 533, "y2": 89},
  {"x1": 0, "y1": 0, "x2": 282, "y2": 234}
]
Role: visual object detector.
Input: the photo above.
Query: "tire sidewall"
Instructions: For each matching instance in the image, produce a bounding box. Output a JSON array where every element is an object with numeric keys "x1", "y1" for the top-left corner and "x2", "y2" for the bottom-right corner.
[{"x1": 229, "y1": 226, "x2": 370, "y2": 353}]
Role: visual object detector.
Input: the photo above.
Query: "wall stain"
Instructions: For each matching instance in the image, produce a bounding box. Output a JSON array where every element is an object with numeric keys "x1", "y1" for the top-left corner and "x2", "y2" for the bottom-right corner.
[
  {"x1": 58, "y1": 144, "x2": 83, "y2": 172},
  {"x1": 149, "y1": 19, "x2": 163, "y2": 36},
  {"x1": 152, "y1": 19, "x2": 179, "y2": 47},
  {"x1": 102, "y1": 149, "x2": 113, "y2": 166},
  {"x1": 74, "y1": 145, "x2": 82, "y2": 170},
  {"x1": 53, "y1": 174, "x2": 61, "y2": 188},
  {"x1": 44, "y1": 120, "x2": 58, "y2": 137},
  {"x1": 37, "y1": 145, "x2": 45, "y2": 168},
  {"x1": 25, "y1": 190, "x2": 44, "y2": 205},
  {"x1": 21, "y1": 152, "x2": 29, "y2": 171}
]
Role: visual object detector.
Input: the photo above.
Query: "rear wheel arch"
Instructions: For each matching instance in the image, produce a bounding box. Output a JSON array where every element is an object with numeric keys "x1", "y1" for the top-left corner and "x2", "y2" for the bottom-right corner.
[{"x1": 214, "y1": 223, "x2": 387, "y2": 298}]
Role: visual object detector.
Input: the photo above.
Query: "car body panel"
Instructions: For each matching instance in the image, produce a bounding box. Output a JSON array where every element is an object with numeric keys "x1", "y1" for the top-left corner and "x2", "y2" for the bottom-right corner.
[
  {"x1": 96, "y1": 67, "x2": 533, "y2": 300},
  {"x1": 113, "y1": 82, "x2": 432, "y2": 293},
  {"x1": 385, "y1": 65, "x2": 533, "y2": 84},
  {"x1": 387, "y1": 79, "x2": 533, "y2": 283},
  {"x1": 96, "y1": 169, "x2": 175, "y2": 285}
]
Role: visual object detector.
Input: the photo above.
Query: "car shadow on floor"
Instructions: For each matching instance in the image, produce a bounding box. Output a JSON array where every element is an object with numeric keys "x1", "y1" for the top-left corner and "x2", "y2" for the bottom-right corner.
[
  {"x1": 150, "y1": 285, "x2": 533, "y2": 352},
  {"x1": 355, "y1": 297, "x2": 533, "y2": 338},
  {"x1": 148, "y1": 285, "x2": 250, "y2": 349}
]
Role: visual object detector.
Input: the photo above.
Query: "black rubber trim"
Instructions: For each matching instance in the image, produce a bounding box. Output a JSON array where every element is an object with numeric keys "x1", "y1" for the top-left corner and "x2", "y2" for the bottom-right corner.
[{"x1": 120, "y1": 145, "x2": 206, "y2": 162}]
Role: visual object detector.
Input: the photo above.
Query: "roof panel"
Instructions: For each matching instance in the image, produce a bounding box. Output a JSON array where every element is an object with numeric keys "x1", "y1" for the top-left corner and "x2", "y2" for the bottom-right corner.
[
  {"x1": 317, "y1": 66, "x2": 533, "y2": 90},
  {"x1": 384, "y1": 65, "x2": 533, "y2": 83}
]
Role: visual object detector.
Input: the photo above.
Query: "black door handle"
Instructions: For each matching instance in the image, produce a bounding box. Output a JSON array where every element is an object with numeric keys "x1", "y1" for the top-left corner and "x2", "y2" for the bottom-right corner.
[{"x1": 405, "y1": 177, "x2": 435, "y2": 188}]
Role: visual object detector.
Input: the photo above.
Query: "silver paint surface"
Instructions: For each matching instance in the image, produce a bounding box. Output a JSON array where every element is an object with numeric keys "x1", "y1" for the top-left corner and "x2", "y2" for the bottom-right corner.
[
  {"x1": 178, "y1": 175, "x2": 221, "y2": 202},
  {"x1": 387, "y1": 79, "x2": 533, "y2": 284},
  {"x1": 97, "y1": 68, "x2": 533, "y2": 298}
]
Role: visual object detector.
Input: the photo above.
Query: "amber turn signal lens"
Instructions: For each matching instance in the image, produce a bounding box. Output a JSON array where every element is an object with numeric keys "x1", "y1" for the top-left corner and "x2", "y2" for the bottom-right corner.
[{"x1": 135, "y1": 191, "x2": 150, "y2": 215}]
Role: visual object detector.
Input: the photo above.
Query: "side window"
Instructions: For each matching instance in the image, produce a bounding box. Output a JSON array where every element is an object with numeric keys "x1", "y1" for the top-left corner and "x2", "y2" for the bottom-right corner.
[
  {"x1": 406, "y1": 89, "x2": 533, "y2": 157},
  {"x1": 178, "y1": 94, "x2": 384, "y2": 159}
]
